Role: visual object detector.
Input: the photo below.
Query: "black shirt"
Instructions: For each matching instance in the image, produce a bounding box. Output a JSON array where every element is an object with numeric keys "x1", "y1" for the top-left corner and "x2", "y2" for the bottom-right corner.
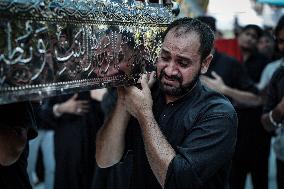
[
  {"x1": 235, "y1": 51, "x2": 271, "y2": 158},
  {"x1": 243, "y1": 52, "x2": 269, "y2": 83},
  {"x1": 41, "y1": 92, "x2": 104, "y2": 189},
  {"x1": 0, "y1": 146, "x2": 32, "y2": 189},
  {"x1": 124, "y1": 80, "x2": 238, "y2": 189},
  {"x1": 263, "y1": 65, "x2": 284, "y2": 113}
]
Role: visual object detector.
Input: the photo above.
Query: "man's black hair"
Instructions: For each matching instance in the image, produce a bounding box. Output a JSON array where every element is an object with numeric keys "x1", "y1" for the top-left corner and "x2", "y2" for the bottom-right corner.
[
  {"x1": 275, "y1": 15, "x2": 284, "y2": 37},
  {"x1": 242, "y1": 24, "x2": 263, "y2": 39},
  {"x1": 260, "y1": 31, "x2": 275, "y2": 41},
  {"x1": 162, "y1": 17, "x2": 214, "y2": 62},
  {"x1": 196, "y1": 16, "x2": 217, "y2": 33}
]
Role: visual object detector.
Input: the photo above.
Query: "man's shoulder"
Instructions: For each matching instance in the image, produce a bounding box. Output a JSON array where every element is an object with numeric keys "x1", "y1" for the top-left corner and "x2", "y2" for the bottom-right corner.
[
  {"x1": 181, "y1": 84, "x2": 237, "y2": 134},
  {"x1": 202, "y1": 85, "x2": 235, "y2": 113},
  {"x1": 184, "y1": 84, "x2": 236, "y2": 117},
  {"x1": 215, "y1": 51, "x2": 240, "y2": 65},
  {"x1": 265, "y1": 58, "x2": 282, "y2": 68},
  {"x1": 271, "y1": 65, "x2": 284, "y2": 82}
]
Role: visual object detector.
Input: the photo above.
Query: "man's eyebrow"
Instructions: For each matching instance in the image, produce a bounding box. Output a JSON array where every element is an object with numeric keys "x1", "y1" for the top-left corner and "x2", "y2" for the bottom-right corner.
[
  {"x1": 176, "y1": 55, "x2": 192, "y2": 62},
  {"x1": 161, "y1": 48, "x2": 170, "y2": 55}
]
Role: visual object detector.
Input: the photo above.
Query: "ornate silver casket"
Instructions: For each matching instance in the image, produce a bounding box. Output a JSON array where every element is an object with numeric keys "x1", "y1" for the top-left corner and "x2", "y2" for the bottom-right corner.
[{"x1": 0, "y1": 0, "x2": 174, "y2": 104}]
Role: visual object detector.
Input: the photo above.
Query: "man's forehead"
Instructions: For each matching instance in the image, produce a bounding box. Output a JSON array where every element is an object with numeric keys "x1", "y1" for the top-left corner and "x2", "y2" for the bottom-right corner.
[
  {"x1": 162, "y1": 32, "x2": 200, "y2": 53},
  {"x1": 165, "y1": 28, "x2": 198, "y2": 39},
  {"x1": 242, "y1": 28, "x2": 258, "y2": 36}
]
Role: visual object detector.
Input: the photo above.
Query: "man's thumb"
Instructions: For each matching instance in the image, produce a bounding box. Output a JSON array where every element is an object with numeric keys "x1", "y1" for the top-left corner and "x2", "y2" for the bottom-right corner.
[{"x1": 141, "y1": 74, "x2": 150, "y2": 91}]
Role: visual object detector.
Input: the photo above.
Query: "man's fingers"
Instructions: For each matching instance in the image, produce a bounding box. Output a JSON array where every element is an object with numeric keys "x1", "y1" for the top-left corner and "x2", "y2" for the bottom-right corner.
[
  {"x1": 211, "y1": 71, "x2": 221, "y2": 80},
  {"x1": 141, "y1": 74, "x2": 152, "y2": 94},
  {"x1": 200, "y1": 76, "x2": 215, "y2": 88},
  {"x1": 200, "y1": 75, "x2": 210, "y2": 83},
  {"x1": 141, "y1": 74, "x2": 149, "y2": 89},
  {"x1": 79, "y1": 104, "x2": 90, "y2": 109},
  {"x1": 148, "y1": 71, "x2": 156, "y2": 88},
  {"x1": 71, "y1": 93, "x2": 78, "y2": 100},
  {"x1": 77, "y1": 100, "x2": 89, "y2": 104}
]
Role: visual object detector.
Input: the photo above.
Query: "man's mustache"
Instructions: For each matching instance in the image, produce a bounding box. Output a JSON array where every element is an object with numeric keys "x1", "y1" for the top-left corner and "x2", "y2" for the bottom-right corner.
[{"x1": 159, "y1": 69, "x2": 182, "y2": 83}]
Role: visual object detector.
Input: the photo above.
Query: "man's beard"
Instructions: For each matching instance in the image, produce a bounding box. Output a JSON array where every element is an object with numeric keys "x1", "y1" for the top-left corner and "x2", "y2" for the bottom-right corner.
[{"x1": 158, "y1": 68, "x2": 200, "y2": 97}]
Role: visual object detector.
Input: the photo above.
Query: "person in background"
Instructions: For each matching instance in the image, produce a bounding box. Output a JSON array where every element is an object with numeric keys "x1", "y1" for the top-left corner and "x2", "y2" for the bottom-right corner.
[
  {"x1": 261, "y1": 15, "x2": 284, "y2": 189},
  {"x1": 96, "y1": 17, "x2": 237, "y2": 189},
  {"x1": 261, "y1": 66, "x2": 284, "y2": 189},
  {"x1": 197, "y1": 16, "x2": 261, "y2": 107},
  {"x1": 257, "y1": 16, "x2": 284, "y2": 91},
  {"x1": 257, "y1": 31, "x2": 277, "y2": 62},
  {"x1": 202, "y1": 22, "x2": 271, "y2": 189},
  {"x1": 41, "y1": 91, "x2": 104, "y2": 189},
  {"x1": 0, "y1": 102, "x2": 38, "y2": 189},
  {"x1": 229, "y1": 24, "x2": 270, "y2": 189},
  {"x1": 27, "y1": 101, "x2": 55, "y2": 189}
]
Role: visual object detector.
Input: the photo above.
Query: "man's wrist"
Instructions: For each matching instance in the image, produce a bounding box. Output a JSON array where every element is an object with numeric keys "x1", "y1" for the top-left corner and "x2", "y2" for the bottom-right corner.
[
  {"x1": 221, "y1": 85, "x2": 229, "y2": 95},
  {"x1": 137, "y1": 108, "x2": 154, "y2": 125},
  {"x1": 115, "y1": 100, "x2": 128, "y2": 114},
  {"x1": 275, "y1": 103, "x2": 284, "y2": 118},
  {"x1": 53, "y1": 103, "x2": 63, "y2": 117},
  {"x1": 269, "y1": 109, "x2": 283, "y2": 128},
  {"x1": 276, "y1": 103, "x2": 284, "y2": 117}
]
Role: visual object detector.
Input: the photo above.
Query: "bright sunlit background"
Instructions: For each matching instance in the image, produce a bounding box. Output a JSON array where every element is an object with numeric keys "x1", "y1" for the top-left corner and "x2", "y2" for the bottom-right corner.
[
  {"x1": 179, "y1": 0, "x2": 284, "y2": 37},
  {"x1": 208, "y1": 0, "x2": 262, "y2": 30}
]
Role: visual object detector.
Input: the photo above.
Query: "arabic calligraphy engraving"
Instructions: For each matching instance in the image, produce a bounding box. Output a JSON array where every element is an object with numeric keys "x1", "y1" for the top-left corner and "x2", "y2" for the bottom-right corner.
[{"x1": 0, "y1": 0, "x2": 171, "y2": 104}]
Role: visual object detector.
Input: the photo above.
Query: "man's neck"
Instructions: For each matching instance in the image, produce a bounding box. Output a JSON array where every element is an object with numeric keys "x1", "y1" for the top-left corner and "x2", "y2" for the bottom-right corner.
[
  {"x1": 241, "y1": 48, "x2": 252, "y2": 62},
  {"x1": 165, "y1": 95, "x2": 179, "y2": 104}
]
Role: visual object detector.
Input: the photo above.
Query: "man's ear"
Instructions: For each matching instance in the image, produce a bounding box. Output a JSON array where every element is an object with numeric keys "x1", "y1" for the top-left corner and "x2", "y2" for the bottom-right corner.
[{"x1": 201, "y1": 54, "x2": 213, "y2": 74}]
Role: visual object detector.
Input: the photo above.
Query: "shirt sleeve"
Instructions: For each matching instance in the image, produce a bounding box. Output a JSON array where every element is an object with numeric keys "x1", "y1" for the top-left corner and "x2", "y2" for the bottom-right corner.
[
  {"x1": 257, "y1": 64, "x2": 271, "y2": 91},
  {"x1": 164, "y1": 111, "x2": 238, "y2": 189},
  {"x1": 232, "y1": 61, "x2": 259, "y2": 94},
  {"x1": 263, "y1": 68, "x2": 282, "y2": 113},
  {"x1": 37, "y1": 98, "x2": 60, "y2": 129}
]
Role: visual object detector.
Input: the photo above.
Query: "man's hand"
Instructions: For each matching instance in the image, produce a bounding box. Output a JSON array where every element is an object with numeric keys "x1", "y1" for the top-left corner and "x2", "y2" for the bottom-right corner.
[
  {"x1": 201, "y1": 71, "x2": 227, "y2": 93},
  {"x1": 120, "y1": 72, "x2": 155, "y2": 119},
  {"x1": 262, "y1": 96, "x2": 284, "y2": 132},
  {"x1": 57, "y1": 93, "x2": 90, "y2": 116},
  {"x1": 275, "y1": 96, "x2": 284, "y2": 118},
  {"x1": 147, "y1": 71, "x2": 156, "y2": 88}
]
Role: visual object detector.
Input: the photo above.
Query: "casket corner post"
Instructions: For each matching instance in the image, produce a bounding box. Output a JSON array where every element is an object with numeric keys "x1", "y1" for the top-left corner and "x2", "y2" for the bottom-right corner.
[{"x1": 0, "y1": 0, "x2": 174, "y2": 105}]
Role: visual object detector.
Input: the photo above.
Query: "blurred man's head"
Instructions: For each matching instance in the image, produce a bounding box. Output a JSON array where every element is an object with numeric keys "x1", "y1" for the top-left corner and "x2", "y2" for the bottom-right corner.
[
  {"x1": 0, "y1": 102, "x2": 37, "y2": 166},
  {"x1": 257, "y1": 31, "x2": 276, "y2": 59},
  {"x1": 238, "y1": 24, "x2": 263, "y2": 51},
  {"x1": 275, "y1": 15, "x2": 284, "y2": 57}
]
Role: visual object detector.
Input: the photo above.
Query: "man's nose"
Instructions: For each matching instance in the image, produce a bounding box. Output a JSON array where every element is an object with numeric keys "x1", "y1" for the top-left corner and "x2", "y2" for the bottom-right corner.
[{"x1": 164, "y1": 61, "x2": 178, "y2": 76}]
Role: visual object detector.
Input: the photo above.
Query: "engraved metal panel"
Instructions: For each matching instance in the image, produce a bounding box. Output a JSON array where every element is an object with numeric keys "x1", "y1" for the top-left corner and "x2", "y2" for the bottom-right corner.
[{"x1": 0, "y1": 0, "x2": 172, "y2": 104}]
